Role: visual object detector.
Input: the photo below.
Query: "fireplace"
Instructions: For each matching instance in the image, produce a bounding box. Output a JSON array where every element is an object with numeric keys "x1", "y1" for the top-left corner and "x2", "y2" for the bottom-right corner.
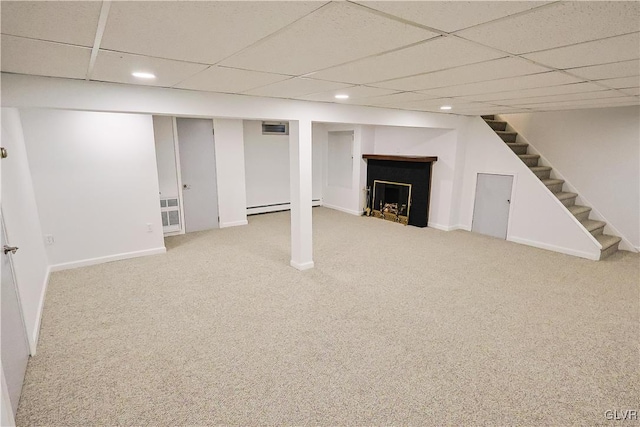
[
  {"x1": 363, "y1": 154, "x2": 437, "y2": 227},
  {"x1": 371, "y1": 180, "x2": 412, "y2": 225}
]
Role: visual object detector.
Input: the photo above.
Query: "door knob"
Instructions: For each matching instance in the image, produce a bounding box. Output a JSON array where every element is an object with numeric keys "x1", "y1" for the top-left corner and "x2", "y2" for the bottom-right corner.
[
  {"x1": 1, "y1": 147, "x2": 7, "y2": 159},
  {"x1": 183, "y1": 184, "x2": 191, "y2": 190},
  {"x1": 3, "y1": 245, "x2": 18, "y2": 255}
]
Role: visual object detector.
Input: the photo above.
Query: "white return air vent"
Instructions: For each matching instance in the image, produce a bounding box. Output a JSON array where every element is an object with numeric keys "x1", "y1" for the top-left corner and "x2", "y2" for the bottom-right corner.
[
  {"x1": 160, "y1": 197, "x2": 181, "y2": 233},
  {"x1": 262, "y1": 121, "x2": 289, "y2": 135}
]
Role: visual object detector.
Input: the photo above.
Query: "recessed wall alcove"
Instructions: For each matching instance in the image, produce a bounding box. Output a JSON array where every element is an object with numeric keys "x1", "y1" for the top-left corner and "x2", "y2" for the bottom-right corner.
[{"x1": 363, "y1": 154, "x2": 438, "y2": 227}]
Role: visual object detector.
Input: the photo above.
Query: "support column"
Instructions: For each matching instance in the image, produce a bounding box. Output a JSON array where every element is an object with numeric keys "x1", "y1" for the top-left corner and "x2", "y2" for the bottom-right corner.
[{"x1": 289, "y1": 120, "x2": 314, "y2": 270}]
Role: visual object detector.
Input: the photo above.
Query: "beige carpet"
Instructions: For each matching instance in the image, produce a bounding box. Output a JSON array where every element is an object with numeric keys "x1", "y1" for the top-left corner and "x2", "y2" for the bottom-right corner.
[{"x1": 16, "y1": 208, "x2": 639, "y2": 426}]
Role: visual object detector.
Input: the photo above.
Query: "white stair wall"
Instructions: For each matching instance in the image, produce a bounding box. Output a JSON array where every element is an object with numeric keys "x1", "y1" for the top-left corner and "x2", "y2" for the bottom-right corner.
[
  {"x1": 457, "y1": 116, "x2": 601, "y2": 260},
  {"x1": 498, "y1": 115, "x2": 637, "y2": 253}
]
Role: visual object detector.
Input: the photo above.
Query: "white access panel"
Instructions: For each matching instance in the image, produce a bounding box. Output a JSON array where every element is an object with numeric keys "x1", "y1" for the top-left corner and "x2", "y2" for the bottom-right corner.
[{"x1": 472, "y1": 173, "x2": 514, "y2": 239}]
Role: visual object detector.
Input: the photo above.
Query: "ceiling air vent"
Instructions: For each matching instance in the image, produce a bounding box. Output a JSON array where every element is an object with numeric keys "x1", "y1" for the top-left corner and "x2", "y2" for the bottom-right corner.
[{"x1": 262, "y1": 121, "x2": 289, "y2": 135}]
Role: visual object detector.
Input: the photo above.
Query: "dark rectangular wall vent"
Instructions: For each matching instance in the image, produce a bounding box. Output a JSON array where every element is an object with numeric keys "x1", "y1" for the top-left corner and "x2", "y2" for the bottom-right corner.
[{"x1": 262, "y1": 121, "x2": 289, "y2": 135}]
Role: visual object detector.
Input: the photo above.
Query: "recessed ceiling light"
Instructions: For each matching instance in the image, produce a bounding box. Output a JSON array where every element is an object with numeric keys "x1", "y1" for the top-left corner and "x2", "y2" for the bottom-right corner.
[
  {"x1": 335, "y1": 94, "x2": 349, "y2": 99},
  {"x1": 132, "y1": 72, "x2": 156, "y2": 79},
  {"x1": 440, "y1": 105, "x2": 452, "y2": 110}
]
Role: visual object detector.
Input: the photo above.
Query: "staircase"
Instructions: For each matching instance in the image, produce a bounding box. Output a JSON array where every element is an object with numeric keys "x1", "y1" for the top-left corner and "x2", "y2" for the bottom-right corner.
[{"x1": 482, "y1": 115, "x2": 621, "y2": 260}]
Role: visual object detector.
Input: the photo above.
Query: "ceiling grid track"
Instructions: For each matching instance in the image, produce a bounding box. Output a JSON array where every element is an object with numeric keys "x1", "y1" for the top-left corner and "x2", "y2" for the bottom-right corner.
[{"x1": 86, "y1": 0, "x2": 112, "y2": 81}]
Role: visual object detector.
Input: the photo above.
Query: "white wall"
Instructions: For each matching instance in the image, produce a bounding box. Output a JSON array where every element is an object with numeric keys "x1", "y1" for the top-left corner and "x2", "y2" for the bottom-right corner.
[
  {"x1": 457, "y1": 116, "x2": 600, "y2": 260},
  {"x1": 318, "y1": 123, "x2": 367, "y2": 215},
  {"x1": 373, "y1": 126, "x2": 457, "y2": 230},
  {"x1": 244, "y1": 120, "x2": 322, "y2": 214},
  {"x1": 20, "y1": 109, "x2": 166, "y2": 269},
  {"x1": 244, "y1": 120, "x2": 290, "y2": 208},
  {"x1": 152, "y1": 115, "x2": 179, "y2": 198},
  {"x1": 1, "y1": 108, "x2": 49, "y2": 351},
  {"x1": 213, "y1": 119, "x2": 248, "y2": 228},
  {"x1": 503, "y1": 106, "x2": 640, "y2": 251}
]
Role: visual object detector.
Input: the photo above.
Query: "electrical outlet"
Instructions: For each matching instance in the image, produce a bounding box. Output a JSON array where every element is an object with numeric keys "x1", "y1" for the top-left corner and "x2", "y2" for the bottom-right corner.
[
  {"x1": 146, "y1": 223, "x2": 153, "y2": 232},
  {"x1": 44, "y1": 234, "x2": 55, "y2": 245}
]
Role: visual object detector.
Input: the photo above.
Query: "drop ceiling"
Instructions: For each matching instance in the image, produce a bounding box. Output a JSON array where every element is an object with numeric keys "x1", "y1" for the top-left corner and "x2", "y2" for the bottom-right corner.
[{"x1": 1, "y1": 1, "x2": 639, "y2": 115}]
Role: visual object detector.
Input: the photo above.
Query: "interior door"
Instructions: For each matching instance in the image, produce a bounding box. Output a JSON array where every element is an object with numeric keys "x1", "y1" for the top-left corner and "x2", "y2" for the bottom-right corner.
[
  {"x1": 472, "y1": 173, "x2": 513, "y2": 239},
  {"x1": 176, "y1": 118, "x2": 219, "y2": 232},
  {"x1": 1, "y1": 214, "x2": 30, "y2": 417}
]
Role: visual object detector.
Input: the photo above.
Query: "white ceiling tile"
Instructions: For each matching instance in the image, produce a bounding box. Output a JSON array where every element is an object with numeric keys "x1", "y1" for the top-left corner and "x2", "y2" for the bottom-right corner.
[
  {"x1": 518, "y1": 97, "x2": 639, "y2": 110},
  {"x1": 459, "y1": 82, "x2": 606, "y2": 102},
  {"x1": 523, "y1": 32, "x2": 640, "y2": 69},
  {"x1": 373, "y1": 57, "x2": 551, "y2": 91},
  {"x1": 594, "y1": 76, "x2": 640, "y2": 90},
  {"x1": 566, "y1": 60, "x2": 640, "y2": 80},
  {"x1": 220, "y1": 2, "x2": 437, "y2": 76},
  {"x1": 419, "y1": 72, "x2": 582, "y2": 98},
  {"x1": 620, "y1": 88, "x2": 640, "y2": 96},
  {"x1": 357, "y1": 92, "x2": 437, "y2": 107},
  {"x1": 101, "y1": 2, "x2": 323, "y2": 64},
  {"x1": 457, "y1": 2, "x2": 640, "y2": 54},
  {"x1": 243, "y1": 78, "x2": 351, "y2": 99},
  {"x1": 310, "y1": 37, "x2": 504, "y2": 84},
  {"x1": 354, "y1": 1, "x2": 549, "y2": 33},
  {"x1": 0, "y1": 1, "x2": 101, "y2": 47},
  {"x1": 298, "y1": 86, "x2": 398, "y2": 102},
  {"x1": 494, "y1": 90, "x2": 632, "y2": 107},
  {"x1": 1, "y1": 35, "x2": 90, "y2": 79},
  {"x1": 175, "y1": 66, "x2": 291, "y2": 93},
  {"x1": 92, "y1": 50, "x2": 209, "y2": 88}
]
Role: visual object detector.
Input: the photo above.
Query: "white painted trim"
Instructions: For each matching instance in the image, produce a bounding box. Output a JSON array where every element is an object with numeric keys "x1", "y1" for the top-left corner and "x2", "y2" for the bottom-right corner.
[
  {"x1": 30, "y1": 265, "x2": 51, "y2": 356},
  {"x1": 508, "y1": 236, "x2": 600, "y2": 261},
  {"x1": 321, "y1": 203, "x2": 362, "y2": 216},
  {"x1": 290, "y1": 260, "x2": 314, "y2": 270},
  {"x1": 247, "y1": 200, "x2": 322, "y2": 216},
  {"x1": 171, "y1": 117, "x2": 186, "y2": 236},
  {"x1": 498, "y1": 115, "x2": 637, "y2": 253},
  {"x1": 219, "y1": 220, "x2": 248, "y2": 228},
  {"x1": 427, "y1": 222, "x2": 456, "y2": 231},
  {"x1": 451, "y1": 224, "x2": 471, "y2": 231},
  {"x1": 50, "y1": 247, "x2": 166, "y2": 272}
]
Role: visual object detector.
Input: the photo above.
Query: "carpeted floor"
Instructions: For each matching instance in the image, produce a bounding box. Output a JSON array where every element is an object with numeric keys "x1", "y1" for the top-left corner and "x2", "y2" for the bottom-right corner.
[{"x1": 16, "y1": 208, "x2": 639, "y2": 426}]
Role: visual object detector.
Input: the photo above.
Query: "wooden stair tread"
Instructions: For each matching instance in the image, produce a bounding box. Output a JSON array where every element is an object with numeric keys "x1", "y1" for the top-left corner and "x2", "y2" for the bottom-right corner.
[
  {"x1": 506, "y1": 142, "x2": 528, "y2": 147},
  {"x1": 519, "y1": 154, "x2": 540, "y2": 159},
  {"x1": 596, "y1": 234, "x2": 622, "y2": 250},
  {"x1": 581, "y1": 219, "x2": 606, "y2": 232},
  {"x1": 529, "y1": 166, "x2": 552, "y2": 171}
]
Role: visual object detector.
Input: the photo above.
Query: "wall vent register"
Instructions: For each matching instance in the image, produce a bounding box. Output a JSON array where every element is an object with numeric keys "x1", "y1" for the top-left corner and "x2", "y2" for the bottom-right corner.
[
  {"x1": 160, "y1": 197, "x2": 181, "y2": 233},
  {"x1": 262, "y1": 121, "x2": 289, "y2": 135}
]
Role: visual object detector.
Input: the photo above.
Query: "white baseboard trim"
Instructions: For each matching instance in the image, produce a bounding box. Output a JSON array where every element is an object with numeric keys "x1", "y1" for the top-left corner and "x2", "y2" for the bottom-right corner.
[
  {"x1": 219, "y1": 219, "x2": 248, "y2": 228},
  {"x1": 29, "y1": 265, "x2": 51, "y2": 356},
  {"x1": 508, "y1": 236, "x2": 600, "y2": 261},
  {"x1": 290, "y1": 260, "x2": 315, "y2": 271},
  {"x1": 50, "y1": 247, "x2": 167, "y2": 272},
  {"x1": 452, "y1": 224, "x2": 471, "y2": 231},
  {"x1": 321, "y1": 203, "x2": 362, "y2": 216},
  {"x1": 427, "y1": 222, "x2": 459, "y2": 231}
]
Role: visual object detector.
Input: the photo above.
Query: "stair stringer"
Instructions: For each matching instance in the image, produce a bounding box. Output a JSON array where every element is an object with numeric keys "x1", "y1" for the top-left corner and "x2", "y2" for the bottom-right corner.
[
  {"x1": 498, "y1": 115, "x2": 636, "y2": 253},
  {"x1": 459, "y1": 117, "x2": 601, "y2": 260}
]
